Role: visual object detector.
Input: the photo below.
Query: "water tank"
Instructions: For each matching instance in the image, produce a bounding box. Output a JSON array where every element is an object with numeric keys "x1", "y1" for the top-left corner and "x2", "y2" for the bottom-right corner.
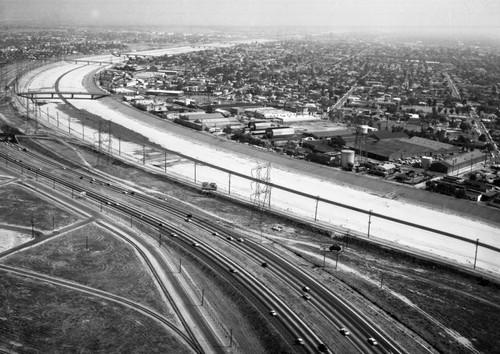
[
  {"x1": 341, "y1": 150, "x2": 355, "y2": 168},
  {"x1": 421, "y1": 156, "x2": 433, "y2": 169},
  {"x1": 357, "y1": 125, "x2": 369, "y2": 135}
]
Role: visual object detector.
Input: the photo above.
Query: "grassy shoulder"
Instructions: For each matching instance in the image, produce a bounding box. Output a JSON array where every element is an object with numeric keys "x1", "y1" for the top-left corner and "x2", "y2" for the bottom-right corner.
[
  {"x1": 2, "y1": 223, "x2": 176, "y2": 321},
  {"x1": 0, "y1": 271, "x2": 193, "y2": 354},
  {"x1": 0, "y1": 183, "x2": 80, "y2": 232}
]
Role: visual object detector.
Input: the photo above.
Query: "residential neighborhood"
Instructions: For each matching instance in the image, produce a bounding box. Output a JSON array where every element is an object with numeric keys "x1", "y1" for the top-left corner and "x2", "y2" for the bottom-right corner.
[{"x1": 92, "y1": 35, "x2": 500, "y2": 204}]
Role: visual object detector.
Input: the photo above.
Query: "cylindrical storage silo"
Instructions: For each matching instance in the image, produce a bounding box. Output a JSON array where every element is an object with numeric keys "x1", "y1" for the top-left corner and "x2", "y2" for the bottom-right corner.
[
  {"x1": 357, "y1": 125, "x2": 369, "y2": 135},
  {"x1": 341, "y1": 150, "x2": 355, "y2": 169},
  {"x1": 421, "y1": 156, "x2": 433, "y2": 169},
  {"x1": 265, "y1": 127, "x2": 295, "y2": 139}
]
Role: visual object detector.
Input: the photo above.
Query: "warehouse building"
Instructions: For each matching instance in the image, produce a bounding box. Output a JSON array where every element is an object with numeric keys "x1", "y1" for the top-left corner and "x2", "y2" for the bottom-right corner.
[
  {"x1": 175, "y1": 112, "x2": 243, "y2": 131},
  {"x1": 429, "y1": 150, "x2": 489, "y2": 174}
]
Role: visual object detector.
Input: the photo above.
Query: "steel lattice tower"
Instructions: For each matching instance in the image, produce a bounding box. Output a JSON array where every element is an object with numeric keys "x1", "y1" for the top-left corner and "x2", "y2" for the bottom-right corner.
[{"x1": 249, "y1": 162, "x2": 272, "y2": 231}]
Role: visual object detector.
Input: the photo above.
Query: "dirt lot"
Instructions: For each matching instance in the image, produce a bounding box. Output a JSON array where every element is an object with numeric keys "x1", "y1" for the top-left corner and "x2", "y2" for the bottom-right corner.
[{"x1": 1, "y1": 94, "x2": 500, "y2": 353}]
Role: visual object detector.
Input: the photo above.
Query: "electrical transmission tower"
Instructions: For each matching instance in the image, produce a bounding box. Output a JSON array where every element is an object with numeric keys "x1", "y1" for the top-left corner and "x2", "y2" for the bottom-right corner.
[
  {"x1": 249, "y1": 162, "x2": 272, "y2": 236},
  {"x1": 95, "y1": 120, "x2": 112, "y2": 168}
]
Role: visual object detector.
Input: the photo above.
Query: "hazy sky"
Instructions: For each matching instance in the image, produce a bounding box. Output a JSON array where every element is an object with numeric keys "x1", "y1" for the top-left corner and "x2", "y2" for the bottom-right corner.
[{"x1": 1, "y1": 0, "x2": 500, "y2": 34}]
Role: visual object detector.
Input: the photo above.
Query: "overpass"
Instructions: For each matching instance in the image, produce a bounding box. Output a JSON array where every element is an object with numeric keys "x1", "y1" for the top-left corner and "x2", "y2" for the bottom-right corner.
[
  {"x1": 69, "y1": 59, "x2": 114, "y2": 65},
  {"x1": 16, "y1": 90, "x2": 109, "y2": 100}
]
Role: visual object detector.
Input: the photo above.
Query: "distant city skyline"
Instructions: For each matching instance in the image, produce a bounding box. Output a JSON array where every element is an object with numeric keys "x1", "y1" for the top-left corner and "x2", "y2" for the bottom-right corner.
[{"x1": 1, "y1": 0, "x2": 500, "y2": 36}]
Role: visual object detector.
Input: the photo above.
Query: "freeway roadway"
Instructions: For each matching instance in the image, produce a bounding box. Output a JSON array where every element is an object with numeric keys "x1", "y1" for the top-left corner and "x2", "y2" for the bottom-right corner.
[{"x1": 0, "y1": 142, "x2": 413, "y2": 353}]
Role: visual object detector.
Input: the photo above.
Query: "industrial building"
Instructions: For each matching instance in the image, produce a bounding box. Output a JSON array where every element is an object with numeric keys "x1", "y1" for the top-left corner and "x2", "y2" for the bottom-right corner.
[
  {"x1": 344, "y1": 131, "x2": 462, "y2": 161},
  {"x1": 175, "y1": 112, "x2": 244, "y2": 131},
  {"x1": 429, "y1": 150, "x2": 490, "y2": 174}
]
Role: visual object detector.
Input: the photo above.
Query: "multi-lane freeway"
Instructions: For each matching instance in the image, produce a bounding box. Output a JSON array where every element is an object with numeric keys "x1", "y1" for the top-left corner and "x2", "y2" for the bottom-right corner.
[{"x1": 0, "y1": 142, "x2": 411, "y2": 353}]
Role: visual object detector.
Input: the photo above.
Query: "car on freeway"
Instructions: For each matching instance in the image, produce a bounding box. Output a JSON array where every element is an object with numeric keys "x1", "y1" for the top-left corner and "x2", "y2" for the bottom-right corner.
[
  {"x1": 212, "y1": 231, "x2": 219, "y2": 236},
  {"x1": 229, "y1": 268, "x2": 238, "y2": 274},
  {"x1": 261, "y1": 262, "x2": 268, "y2": 268},
  {"x1": 237, "y1": 238, "x2": 244, "y2": 242},
  {"x1": 269, "y1": 309, "x2": 277, "y2": 316},
  {"x1": 367, "y1": 337, "x2": 378, "y2": 345},
  {"x1": 302, "y1": 293, "x2": 311, "y2": 300},
  {"x1": 339, "y1": 327, "x2": 350, "y2": 336},
  {"x1": 317, "y1": 343, "x2": 329, "y2": 352},
  {"x1": 192, "y1": 242, "x2": 200, "y2": 247},
  {"x1": 226, "y1": 236, "x2": 233, "y2": 241},
  {"x1": 302, "y1": 286, "x2": 310, "y2": 292},
  {"x1": 295, "y1": 337, "x2": 304, "y2": 345},
  {"x1": 170, "y1": 232, "x2": 177, "y2": 237}
]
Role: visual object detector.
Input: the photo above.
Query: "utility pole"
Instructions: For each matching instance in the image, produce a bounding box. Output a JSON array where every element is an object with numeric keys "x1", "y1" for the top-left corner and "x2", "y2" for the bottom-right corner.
[
  {"x1": 314, "y1": 195, "x2": 320, "y2": 222},
  {"x1": 473, "y1": 238, "x2": 479, "y2": 269},
  {"x1": 194, "y1": 161, "x2": 197, "y2": 183},
  {"x1": 367, "y1": 210, "x2": 372, "y2": 238},
  {"x1": 30, "y1": 214, "x2": 34, "y2": 239},
  {"x1": 108, "y1": 120, "x2": 112, "y2": 158}
]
